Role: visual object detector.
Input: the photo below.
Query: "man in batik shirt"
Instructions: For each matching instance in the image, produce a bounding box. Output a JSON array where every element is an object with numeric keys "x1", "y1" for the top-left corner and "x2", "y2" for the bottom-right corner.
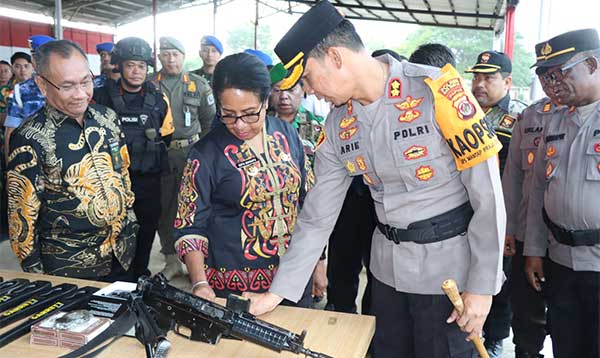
[{"x1": 6, "y1": 40, "x2": 137, "y2": 281}]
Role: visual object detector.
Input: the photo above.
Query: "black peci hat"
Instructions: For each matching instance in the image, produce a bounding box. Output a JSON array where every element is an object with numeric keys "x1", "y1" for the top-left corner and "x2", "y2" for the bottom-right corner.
[
  {"x1": 465, "y1": 50, "x2": 512, "y2": 74},
  {"x1": 533, "y1": 28, "x2": 600, "y2": 68},
  {"x1": 274, "y1": 0, "x2": 344, "y2": 90}
]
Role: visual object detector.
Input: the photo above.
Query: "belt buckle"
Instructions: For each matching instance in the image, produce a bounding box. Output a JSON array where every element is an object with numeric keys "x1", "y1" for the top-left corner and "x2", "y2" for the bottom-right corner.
[{"x1": 386, "y1": 225, "x2": 400, "y2": 244}]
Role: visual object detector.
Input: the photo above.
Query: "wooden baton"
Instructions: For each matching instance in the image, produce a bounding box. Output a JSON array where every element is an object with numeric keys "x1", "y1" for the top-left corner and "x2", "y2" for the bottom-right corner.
[{"x1": 441, "y1": 279, "x2": 489, "y2": 358}]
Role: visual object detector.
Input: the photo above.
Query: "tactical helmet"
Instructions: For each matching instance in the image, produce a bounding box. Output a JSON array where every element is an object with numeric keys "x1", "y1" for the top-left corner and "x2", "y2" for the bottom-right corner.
[{"x1": 111, "y1": 37, "x2": 153, "y2": 66}]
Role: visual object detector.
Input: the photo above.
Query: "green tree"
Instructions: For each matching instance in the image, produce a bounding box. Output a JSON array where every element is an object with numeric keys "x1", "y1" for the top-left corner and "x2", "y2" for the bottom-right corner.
[
  {"x1": 396, "y1": 27, "x2": 534, "y2": 87},
  {"x1": 226, "y1": 22, "x2": 273, "y2": 57}
]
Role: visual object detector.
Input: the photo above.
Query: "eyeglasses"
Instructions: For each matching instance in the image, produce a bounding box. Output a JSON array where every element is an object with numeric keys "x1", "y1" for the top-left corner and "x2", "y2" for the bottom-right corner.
[
  {"x1": 541, "y1": 56, "x2": 592, "y2": 83},
  {"x1": 219, "y1": 102, "x2": 264, "y2": 125},
  {"x1": 39, "y1": 72, "x2": 94, "y2": 94}
]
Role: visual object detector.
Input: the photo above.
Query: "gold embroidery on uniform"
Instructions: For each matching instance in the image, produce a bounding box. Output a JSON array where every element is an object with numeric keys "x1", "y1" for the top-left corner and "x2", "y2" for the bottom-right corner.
[
  {"x1": 403, "y1": 145, "x2": 428, "y2": 160},
  {"x1": 527, "y1": 151, "x2": 535, "y2": 165},
  {"x1": 339, "y1": 126, "x2": 358, "y2": 141},
  {"x1": 541, "y1": 43, "x2": 552, "y2": 56},
  {"x1": 355, "y1": 156, "x2": 367, "y2": 171},
  {"x1": 346, "y1": 160, "x2": 356, "y2": 173},
  {"x1": 339, "y1": 116, "x2": 357, "y2": 129},
  {"x1": 546, "y1": 162, "x2": 554, "y2": 178},
  {"x1": 546, "y1": 144, "x2": 556, "y2": 158},
  {"x1": 415, "y1": 165, "x2": 434, "y2": 181},
  {"x1": 388, "y1": 78, "x2": 402, "y2": 98}
]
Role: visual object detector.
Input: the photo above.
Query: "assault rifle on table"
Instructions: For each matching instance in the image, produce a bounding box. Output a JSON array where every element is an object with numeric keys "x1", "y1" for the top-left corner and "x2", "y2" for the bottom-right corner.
[
  {"x1": 0, "y1": 286, "x2": 99, "y2": 348},
  {"x1": 140, "y1": 274, "x2": 332, "y2": 358}
]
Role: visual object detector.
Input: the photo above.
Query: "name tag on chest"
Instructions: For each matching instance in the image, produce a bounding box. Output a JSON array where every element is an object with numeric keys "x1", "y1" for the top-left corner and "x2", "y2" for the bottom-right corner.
[
  {"x1": 236, "y1": 157, "x2": 258, "y2": 169},
  {"x1": 393, "y1": 124, "x2": 431, "y2": 141}
]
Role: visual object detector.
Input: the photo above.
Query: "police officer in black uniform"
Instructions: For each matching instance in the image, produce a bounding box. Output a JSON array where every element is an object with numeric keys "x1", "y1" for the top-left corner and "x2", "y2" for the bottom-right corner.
[{"x1": 94, "y1": 37, "x2": 174, "y2": 279}]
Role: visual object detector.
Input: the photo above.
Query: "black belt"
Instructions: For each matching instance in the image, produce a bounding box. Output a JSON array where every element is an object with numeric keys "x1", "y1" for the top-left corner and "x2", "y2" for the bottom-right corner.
[
  {"x1": 377, "y1": 202, "x2": 473, "y2": 245},
  {"x1": 542, "y1": 208, "x2": 600, "y2": 247}
]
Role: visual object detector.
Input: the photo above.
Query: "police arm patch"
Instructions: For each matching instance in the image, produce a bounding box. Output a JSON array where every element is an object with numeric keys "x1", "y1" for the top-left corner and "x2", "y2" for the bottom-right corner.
[
  {"x1": 206, "y1": 91, "x2": 215, "y2": 106},
  {"x1": 424, "y1": 64, "x2": 503, "y2": 171},
  {"x1": 314, "y1": 130, "x2": 326, "y2": 151}
]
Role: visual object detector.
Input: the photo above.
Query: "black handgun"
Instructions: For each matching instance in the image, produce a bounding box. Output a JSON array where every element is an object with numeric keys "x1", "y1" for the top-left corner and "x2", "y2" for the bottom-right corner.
[
  {"x1": 0, "y1": 280, "x2": 51, "y2": 312},
  {"x1": 0, "y1": 286, "x2": 99, "y2": 348},
  {"x1": 139, "y1": 274, "x2": 333, "y2": 358},
  {"x1": 0, "y1": 283, "x2": 78, "y2": 328},
  {"x1": 0, "y1": 279, "x2": 29, "y2": 296}
]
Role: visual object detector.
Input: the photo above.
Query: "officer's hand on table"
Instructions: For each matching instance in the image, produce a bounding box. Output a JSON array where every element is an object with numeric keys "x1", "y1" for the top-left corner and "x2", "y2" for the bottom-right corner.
[
  {"x1": 243, "y1": 292, "x2": 284, "y2": 316},
  {"x1": 193, "y1": 284, "x2": 216, "y2": 302},
  {"x1": 312, "y1": 259, "x2": 328, "y2": 298},
  {"x1": 524, "y1": 256, "x2": 545, "y2": 292},
  {"x1": 446, "y1": 292, "x2": 492, "y2": 341},
  {"x1": 503, "y1": 235, "x2": 516, "y2": 257}
]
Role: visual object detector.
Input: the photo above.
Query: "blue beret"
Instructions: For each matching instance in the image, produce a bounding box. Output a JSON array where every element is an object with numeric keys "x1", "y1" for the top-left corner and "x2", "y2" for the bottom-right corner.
[
  {"x1": 244, "y1": 49, "x2": 272, "y2": 66},
  {"x1": 96, "y1": 42, "x2": 114, "y2": 53},
  {"x1": 29, "y1": 35, "x2": 55, "y2": 51},
  {"x1": 201, "y1": 36, "x2": 223, "y2": 55}
]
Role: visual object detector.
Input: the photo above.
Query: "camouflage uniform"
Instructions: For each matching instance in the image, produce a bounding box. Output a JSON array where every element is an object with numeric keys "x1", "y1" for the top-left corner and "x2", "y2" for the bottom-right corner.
[
  {"x1": 484, "y1": 93, "x2": 528, "y2": 175},
  {"x1": 93, "y1": 73, "x2": 108, "y2": 89},
  {"x1": 292, "y1": 104, "x2": 324, "y2": 164},
  {"x1": 149, "y1": 71, "x2": 216, "y2": 256},
  {"x1": 191, "y1": 68, "x2": 213, "y2": 88},
  {"x1": 0, "y1": 79, "x2": 14, "y2": 116}
]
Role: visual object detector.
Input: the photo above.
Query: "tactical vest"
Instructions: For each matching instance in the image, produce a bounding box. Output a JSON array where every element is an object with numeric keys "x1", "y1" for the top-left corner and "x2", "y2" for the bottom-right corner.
[{"x1": 107, "y1": 81, "x2": 167, "y2": 174}]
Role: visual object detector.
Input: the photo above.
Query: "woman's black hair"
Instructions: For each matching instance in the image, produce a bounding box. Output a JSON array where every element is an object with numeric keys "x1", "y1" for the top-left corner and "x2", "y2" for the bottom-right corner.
[{"x1": 212, "y1": 52, "x2": 271, "y2": 106}]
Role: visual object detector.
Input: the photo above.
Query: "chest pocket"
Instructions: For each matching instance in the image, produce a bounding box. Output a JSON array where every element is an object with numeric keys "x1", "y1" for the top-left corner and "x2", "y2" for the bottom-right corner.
[
  {"x1": 183, "y1": 95, "x2": 202, "y2": 127},
  {"x1": 520, "y1": 134, "x2": 541, "y2": 171},
  {"x1": 183, "y1": 95, "x2": 201, "y2": 107},
  {"x1": 585, "y1": 140, "x2": 600, "y2": 181},
  {"x1": 390, "y1": 133, "x2": 452, "y2": 191}
]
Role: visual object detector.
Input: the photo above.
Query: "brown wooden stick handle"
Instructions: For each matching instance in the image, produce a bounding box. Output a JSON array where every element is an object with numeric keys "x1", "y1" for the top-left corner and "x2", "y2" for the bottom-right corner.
[{"x1": 442, "y1": 279, "x2": 489, "y2": 358}]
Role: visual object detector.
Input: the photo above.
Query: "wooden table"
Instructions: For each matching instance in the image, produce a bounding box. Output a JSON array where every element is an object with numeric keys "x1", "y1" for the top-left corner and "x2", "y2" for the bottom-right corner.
[{"x1": 0, "y1": 270, "x2": 375, "y2": 358}]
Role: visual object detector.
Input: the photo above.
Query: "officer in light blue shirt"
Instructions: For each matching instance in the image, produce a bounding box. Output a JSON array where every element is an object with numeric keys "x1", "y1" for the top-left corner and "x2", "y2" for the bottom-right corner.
[{"x1": 4, "y1": 35, "x2": 54, "y2": 162}]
